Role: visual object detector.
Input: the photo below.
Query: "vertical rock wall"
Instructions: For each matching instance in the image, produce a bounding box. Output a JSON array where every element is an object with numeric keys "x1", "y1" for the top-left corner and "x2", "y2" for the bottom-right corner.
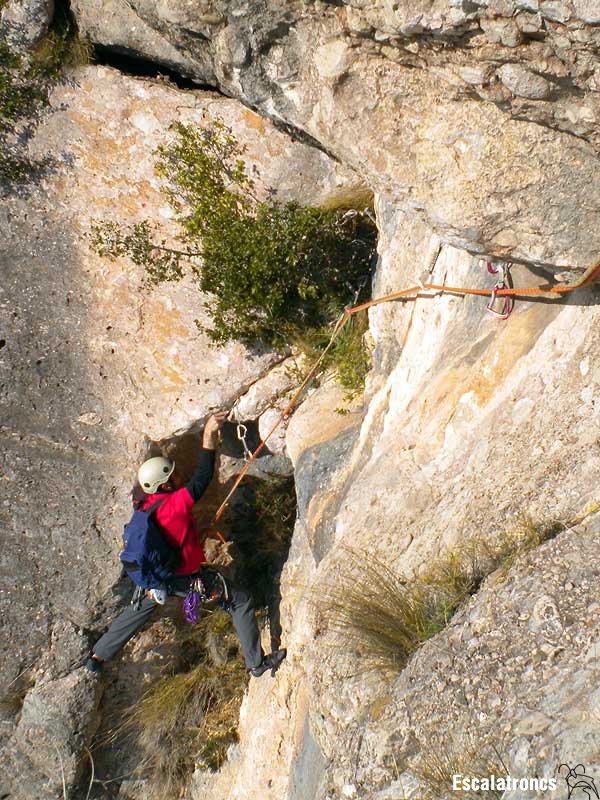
[
  {"x1": 3, "y1": 1, "x2": 600, "y2": 796},
  {"x1": 71, "y1": 0, "x2": 600, "y2": 265},
  {"x1": 0, "y1": 65, "x2": 358, "y2": 798},
  {"x1": 198, "y1": 202, "x2": 600, "y2": 800}
]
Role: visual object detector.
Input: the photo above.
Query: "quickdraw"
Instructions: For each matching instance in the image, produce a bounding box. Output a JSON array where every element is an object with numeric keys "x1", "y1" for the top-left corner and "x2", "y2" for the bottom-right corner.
[
  {"x1": 182, "y1": 573, "x2": 229, "y2": 624},
  {"x1": 486, "y1": 260, "x2": 514, "y2": 320},
  {"x1": 236, "y1": 420, "x2": 252, "y2": 460},
  {"x1": 207, "y1": 254, "x2": 600, "y2": 534},
  {"x1": 227, "y1": 405, "x2": 253, "y2": 460}
]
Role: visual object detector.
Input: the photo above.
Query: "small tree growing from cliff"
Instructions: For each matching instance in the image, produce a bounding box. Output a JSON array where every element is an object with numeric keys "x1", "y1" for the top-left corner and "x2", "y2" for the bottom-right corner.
[{"x1": 91, "y1": 119, "x2": 376, "y2": 388}]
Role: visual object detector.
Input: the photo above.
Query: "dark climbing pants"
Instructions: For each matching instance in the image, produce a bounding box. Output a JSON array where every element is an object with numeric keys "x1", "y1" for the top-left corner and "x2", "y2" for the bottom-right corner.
[{"x1": 93, "y1": 574, "x2": 263, "y2": 670}]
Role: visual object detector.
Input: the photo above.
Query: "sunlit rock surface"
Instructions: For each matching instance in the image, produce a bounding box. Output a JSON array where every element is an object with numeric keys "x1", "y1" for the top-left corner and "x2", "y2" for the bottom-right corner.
[
  {"x1": 2, "y1": 2, "x2": 600, "y2": 796},
  {"x1": 72, "y1": 0, "x2": 600, "y2": 266},
  {"x1": 197, "y1": 204, "x2": 600, "y2": 800}
]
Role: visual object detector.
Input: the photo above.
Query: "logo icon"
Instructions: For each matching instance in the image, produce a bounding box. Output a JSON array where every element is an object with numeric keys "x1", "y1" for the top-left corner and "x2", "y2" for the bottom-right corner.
[{"x1": 559, "y1": 764, "x2": 599, "y2": 799}]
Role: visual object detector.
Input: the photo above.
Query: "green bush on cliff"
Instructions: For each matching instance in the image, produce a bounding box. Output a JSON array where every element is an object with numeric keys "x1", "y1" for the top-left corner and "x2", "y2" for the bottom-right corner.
[{"x1": 90, "y1": 120, "x2": 376, "y2": 392}]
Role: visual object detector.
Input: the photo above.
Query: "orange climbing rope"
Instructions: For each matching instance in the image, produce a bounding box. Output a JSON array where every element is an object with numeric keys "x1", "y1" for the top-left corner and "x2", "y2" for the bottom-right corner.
[
  {"x1": 207, "y1": 256, "x2": 600, "y2": 534},
  {"x1": 349, "y1": 256, "x2": 600, "y2": 313},
  {"x1": 209, "y1": 310, "x2": 348, "y2": 534}
]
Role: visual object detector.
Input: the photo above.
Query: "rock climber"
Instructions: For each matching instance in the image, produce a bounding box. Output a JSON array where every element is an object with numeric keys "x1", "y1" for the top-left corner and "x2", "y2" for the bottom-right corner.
[{"x1": 87, "y1": 411, "x2": 286, "y2": 678}]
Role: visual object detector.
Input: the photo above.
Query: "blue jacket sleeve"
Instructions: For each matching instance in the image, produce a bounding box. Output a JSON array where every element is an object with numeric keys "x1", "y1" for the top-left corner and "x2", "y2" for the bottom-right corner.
[{"x1": 185, "y1": 447, "x2": 216, "y2": 502}]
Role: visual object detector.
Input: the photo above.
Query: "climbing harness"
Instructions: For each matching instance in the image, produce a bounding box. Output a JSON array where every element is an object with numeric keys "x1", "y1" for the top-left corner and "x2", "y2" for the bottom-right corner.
[
  {"x1": 183, "y1": 573, "x2": 229, "y2": 624},
  {"x1": 485, "y1": 261, "x2": 514, "y2": 320},
  {"x1": 206, "y1": 255, "x2": 600, "y2": 534}
]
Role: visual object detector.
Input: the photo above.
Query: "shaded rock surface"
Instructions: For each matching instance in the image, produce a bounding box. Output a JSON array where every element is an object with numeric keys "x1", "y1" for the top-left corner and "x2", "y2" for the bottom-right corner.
[
  {"x1": 0, "y1": 0, "x2": 54, "y2": 48},
  {"x1": 0, "y1": 64, "x2": 357, "y2": 797},
  {"x1": 7, "y1": 670, "x2": 103, "y2": 799}
]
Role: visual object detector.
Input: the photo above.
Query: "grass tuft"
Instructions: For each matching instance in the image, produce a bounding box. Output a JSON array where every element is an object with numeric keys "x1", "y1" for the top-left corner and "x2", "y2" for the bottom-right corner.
[
  {"x1": 284, "y1": 309, "x2": 372, "y2": 398},
  {"x1": 108, "y1": 609, "x2": 246, "y2": 797},
  {"x1": 412, "y1": 737, "x2": 509, "y2": 799},
  {"x1": 316, "y1": 547, "x2": 476, "y2": 673},
  {"x1": 329, "y1": 311, "x2": 371, "y2": 398},
  {"x1": 316, "y1": 511, "x2": 574, "y2": 674},
  {"x1": 321, "y1": 187, "x2": 375, "y2": 212}
]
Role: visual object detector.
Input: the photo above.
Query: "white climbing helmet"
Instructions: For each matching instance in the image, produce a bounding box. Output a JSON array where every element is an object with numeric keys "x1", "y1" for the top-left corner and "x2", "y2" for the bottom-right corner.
[{"x1": 137, "y1": 456, "x2": 175, "y2": 494}]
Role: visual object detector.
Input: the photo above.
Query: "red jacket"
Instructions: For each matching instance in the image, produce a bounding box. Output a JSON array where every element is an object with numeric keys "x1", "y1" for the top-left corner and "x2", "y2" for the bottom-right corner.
[
  {"x1": 141, "y1": 447, "x2": 215, "y2": 575},
  {"x1": 143, "y1": 487, "x2": 206, "y2": 575}
]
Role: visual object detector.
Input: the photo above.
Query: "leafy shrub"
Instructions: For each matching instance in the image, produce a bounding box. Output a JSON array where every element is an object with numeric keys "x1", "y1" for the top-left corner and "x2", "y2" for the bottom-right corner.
[
  {"x1": 91, "y1": 119, "x2": 376, "y2": 390},
  {"x1": 328, "y1": 310, "x2": 371, "y2": 397}
]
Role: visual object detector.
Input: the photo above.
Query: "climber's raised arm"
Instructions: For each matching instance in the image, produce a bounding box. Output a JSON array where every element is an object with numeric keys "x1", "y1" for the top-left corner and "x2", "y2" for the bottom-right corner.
[{"x1": 186, "y1": 412, "x2": 227, "y2": 502}]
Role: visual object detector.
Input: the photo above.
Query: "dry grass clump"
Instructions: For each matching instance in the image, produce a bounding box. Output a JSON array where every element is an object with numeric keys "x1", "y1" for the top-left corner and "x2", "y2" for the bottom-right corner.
[
  {"x1": 487, "y1": 514, "x2": 564, "y2": 574},
  {"x1": 412, "y1": 737, "x2": 509, "y2": 800},
  {"x1": 316, "y1": 548, "x2": 476, "y2": 673},
  {"x1": 131, "y1": 658, "x2": 245, "y2": 784},
  {"x1": 109, "y1": 609, "x2": 247, "y2": 797},
  {"x1": 321, "y1": 187, "x2": 375, "y2": 212},
  {"x1": 316, "y1": 513, "x2": 571, "y2": 673}
]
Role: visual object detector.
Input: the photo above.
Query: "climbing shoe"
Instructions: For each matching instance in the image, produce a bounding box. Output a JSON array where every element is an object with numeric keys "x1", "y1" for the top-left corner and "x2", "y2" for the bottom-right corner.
[
  {"x1": 85, "y1": 656, "x2": 103, "y2": 674},
  {"x1": 250, "y1": 648, "x2": 287, "y2": 678}
]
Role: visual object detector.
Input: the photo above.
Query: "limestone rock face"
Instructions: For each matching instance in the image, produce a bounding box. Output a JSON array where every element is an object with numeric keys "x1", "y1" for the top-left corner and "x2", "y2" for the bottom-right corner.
[
  {"x1": 71, "y1": 0, "x2": 600, "y2": 266},
  {"x1": 0, "y1": 0, "x2": 54, "y2": 48},
  {"x1": 6, "y1": 670, "x2": 102, "y2": 800},
  {"x1": 3, "y1": 5, "x2": 600, "y2": 799},
  {"x1": 197, "y1": 201, "x2": 600, "y2": 800},
  {"x1": 0, "y1": 65, "x2": 357, "y2": 797},
  {"x1": 314, "y1": 515, "x2": 600, "y2": 800},
  {"x1": 236, "y1": 357, "x2": 301, "y2": 421},
  {"x1": 497, "y1": 62, "x2": 553, "y2": 99},
  {"x1": 69, "y1": 0, "x2": 210, "y2": 80}
]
